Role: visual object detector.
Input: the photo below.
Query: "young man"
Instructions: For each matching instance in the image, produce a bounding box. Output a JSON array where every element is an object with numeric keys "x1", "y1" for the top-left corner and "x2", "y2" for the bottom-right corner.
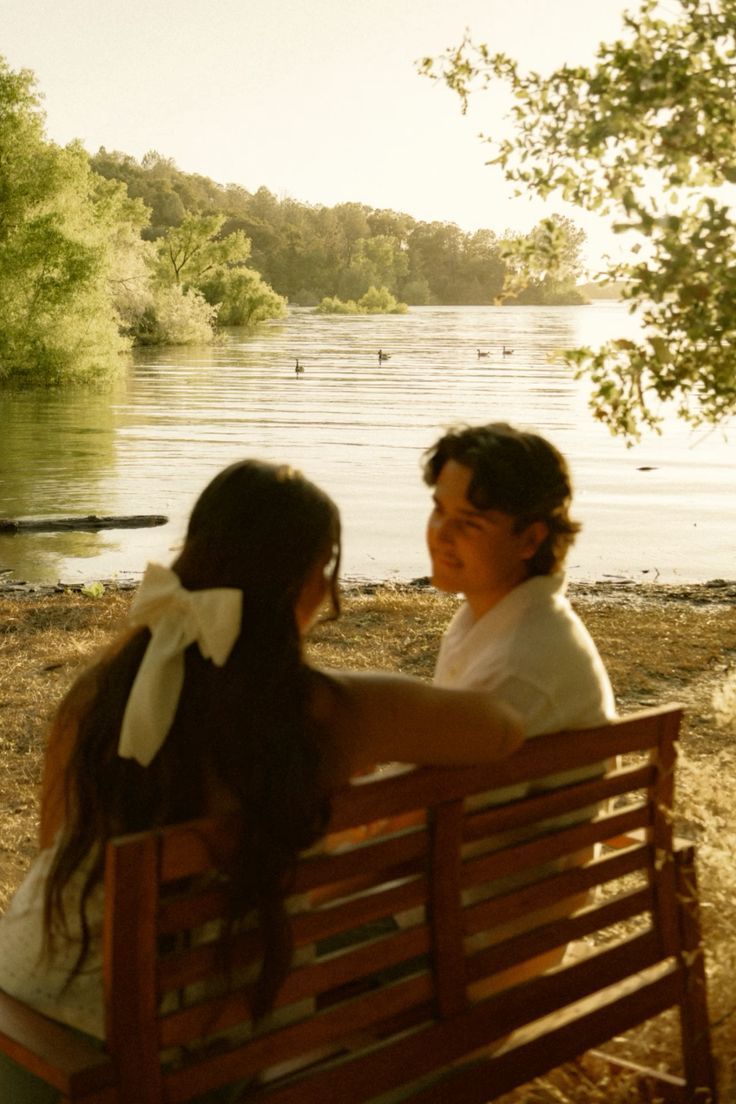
[
  {"x1": 423, "y1": 422, "x2": 615, "y2": 1000},
  {"x1": 424, "y1": 422, "x2": 614, "y2": 735}
]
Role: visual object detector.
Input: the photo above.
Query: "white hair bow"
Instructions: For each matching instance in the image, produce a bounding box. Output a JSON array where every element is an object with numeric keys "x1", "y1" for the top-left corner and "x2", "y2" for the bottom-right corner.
[{"x1": 118, "y1": 563, "x2": 243, "y2": 767}]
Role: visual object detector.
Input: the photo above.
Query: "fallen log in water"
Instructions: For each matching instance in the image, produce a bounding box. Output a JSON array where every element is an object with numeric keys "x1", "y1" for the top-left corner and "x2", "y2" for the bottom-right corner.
[{"x1": 0, "y1": 515, "x2": 168, "y2": 534}]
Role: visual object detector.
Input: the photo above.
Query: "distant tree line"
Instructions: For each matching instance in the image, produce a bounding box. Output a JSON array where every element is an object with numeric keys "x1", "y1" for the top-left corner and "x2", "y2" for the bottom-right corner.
[
  {"x1": 0, "y1": 53, "x2": 587, "y2": 387},
  {"x1": 91, "y1": 149, "x2": 588, "y2": 310}
]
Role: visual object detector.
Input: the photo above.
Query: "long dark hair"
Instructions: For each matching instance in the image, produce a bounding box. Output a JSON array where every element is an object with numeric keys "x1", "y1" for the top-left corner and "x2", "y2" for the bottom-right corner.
[{"x1": 44, "y1": 459, "x2": 341, "y2": 1016}]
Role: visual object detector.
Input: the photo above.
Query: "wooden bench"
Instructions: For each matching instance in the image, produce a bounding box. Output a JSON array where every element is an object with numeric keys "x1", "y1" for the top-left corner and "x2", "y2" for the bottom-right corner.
[{"x1": 0, "y1": 704, "x2": 718, "y2": 1102}]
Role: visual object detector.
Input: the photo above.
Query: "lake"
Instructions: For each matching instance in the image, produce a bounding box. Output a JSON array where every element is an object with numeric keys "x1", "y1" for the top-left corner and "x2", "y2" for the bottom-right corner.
[{"x1": 0, "y1": 302, "x2": 733, "y2": 586}]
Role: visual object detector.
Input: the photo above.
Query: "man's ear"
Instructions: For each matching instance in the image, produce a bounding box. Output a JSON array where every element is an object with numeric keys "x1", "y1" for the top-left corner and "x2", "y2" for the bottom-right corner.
[{"x1": 520, "y1": 520, "x2": 549, "y2": 561}]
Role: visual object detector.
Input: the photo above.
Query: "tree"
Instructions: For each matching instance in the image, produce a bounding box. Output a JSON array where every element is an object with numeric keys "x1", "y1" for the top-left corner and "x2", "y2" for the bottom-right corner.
[
  {"x1": 0, "y1": 59, "x2": 134, "y2": 384},
  {"x1": 422, "y1": 0, "x2": 736, "y2": 436},
  {"x1": 153, "y1": 213, "x2": 251, "y2": 287},
  {"x1": 402, "y1": 277, "x2": 432, "y2": 305},
  {"x1": 93, "y1": 175, "x2": 153, "y2": 338},
  {"x1": 92, "y1": 150, "x2": 255, "y2": 241},
  {"x1": 501, "y1": 216, "x2": 587, "y2": 305},
  {"x1": 151, "y1": 212, "x2": 285, "y2": 336},
  {"x1": 198, "y1": 268, "x2": 287, "y2": 326},
  {"x1": 357, "y1": 285, "x2": 408, "y2": 314},
  {"x1": 90, "y1": 148, "x2": 591, "y2": 313},
  {"x1": 366, "y1": 209, "x2": 415, "y2": 249},
  {"x1": 337, "y1": 235, "x2": 409, "y2": 300},
  {"x1": 333, "y1": 203, "x2": 372, "y2": 267},
  {"x1": 136, "y1": 285, "x2": 217, "y2": 346},
  {"x1": 456, "y1": 228, "x2": 506, "y2": 304},
  {"x1": 406, "y1": 221, "x2": 465, "y2": 304}
]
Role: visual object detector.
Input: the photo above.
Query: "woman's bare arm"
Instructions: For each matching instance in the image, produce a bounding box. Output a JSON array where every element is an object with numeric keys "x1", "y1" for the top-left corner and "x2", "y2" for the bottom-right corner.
[{"x1": 317, "y1": 670, "x2": 523, "y2": 781}]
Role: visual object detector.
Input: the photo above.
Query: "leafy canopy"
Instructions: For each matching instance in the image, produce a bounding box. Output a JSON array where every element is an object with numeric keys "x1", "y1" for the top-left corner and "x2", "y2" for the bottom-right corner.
[
  {"x1": 499, "y1": 215, "x2": 587, "y2": 305},
  {"x1": 152, "y1": 212, "x2": 286, "y2": 328},
  {"x1": 422, "y1": 0, "x2": 736, "y2": 437},
  {"x1": 153, "y1": 213, "x2": 251, "y2": 287},
  {"x1": 92, "y1": 150, "x2": 581, "y2": 309},
  {"x1": 0, "y1": 60, "x2": 135, "y2": 384}
]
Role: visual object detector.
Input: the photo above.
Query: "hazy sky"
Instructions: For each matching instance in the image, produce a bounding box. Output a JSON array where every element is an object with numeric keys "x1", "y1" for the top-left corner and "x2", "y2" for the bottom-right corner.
[{"x1": 1, "y1": 0, "x2": 636, "y2": 265}]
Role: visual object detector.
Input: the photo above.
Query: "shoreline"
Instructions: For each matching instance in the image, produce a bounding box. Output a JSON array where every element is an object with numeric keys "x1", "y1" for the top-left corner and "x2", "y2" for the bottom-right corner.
[{"x1": 2, "y1": 574, "x2": 735, "y2": 607}]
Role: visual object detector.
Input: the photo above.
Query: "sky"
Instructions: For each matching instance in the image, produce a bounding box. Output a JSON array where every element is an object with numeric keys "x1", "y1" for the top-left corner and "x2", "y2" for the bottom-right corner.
[{"x1": 1, "y1": 0, "x2": 637, "y2": 267}]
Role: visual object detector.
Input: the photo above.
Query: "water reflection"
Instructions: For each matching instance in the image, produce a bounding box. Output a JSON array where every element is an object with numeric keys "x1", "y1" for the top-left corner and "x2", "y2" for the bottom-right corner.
[
  {"x1": 0, "y1": 383, "x2": 124, "y2": 579},
  {"x1": 0, "y1": 304, "x2": 733, "y2": 585}
]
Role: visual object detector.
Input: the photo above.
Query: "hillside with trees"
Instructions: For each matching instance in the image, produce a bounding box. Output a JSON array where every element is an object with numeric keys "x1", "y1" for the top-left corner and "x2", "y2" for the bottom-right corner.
[
  {"x1": 0, "y1": 59, "x2": 287, "y2": 385},
  {"x1": 1, "y1": 52, "x2": 588, "y2": 387},
  {"x1": 90, "y1": 149, "x2": 587, "y2": 310}
]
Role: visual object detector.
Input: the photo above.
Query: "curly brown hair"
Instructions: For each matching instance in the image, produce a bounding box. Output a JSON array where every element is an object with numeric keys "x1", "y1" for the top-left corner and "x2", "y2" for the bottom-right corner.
[{"x1": 423, "y1": 423, "x2": 580, "y2": 576}]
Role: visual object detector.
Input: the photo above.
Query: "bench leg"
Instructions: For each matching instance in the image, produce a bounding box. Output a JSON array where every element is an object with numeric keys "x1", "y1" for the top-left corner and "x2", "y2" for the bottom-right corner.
[{"x1": 674, "y1": 846, "x2": 719, "y2": 1103}]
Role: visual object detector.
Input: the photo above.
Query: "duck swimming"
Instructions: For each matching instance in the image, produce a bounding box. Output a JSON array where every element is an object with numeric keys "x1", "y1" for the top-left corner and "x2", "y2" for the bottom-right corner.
[{"x1": 378, "y1": 349, "x2": 391, "y2": 362}]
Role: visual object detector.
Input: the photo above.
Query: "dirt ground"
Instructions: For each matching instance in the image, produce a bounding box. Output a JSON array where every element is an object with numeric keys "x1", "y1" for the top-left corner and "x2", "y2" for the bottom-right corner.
[{"x1": 0, "y1": 577, "x2": 735, "y2": 1098}]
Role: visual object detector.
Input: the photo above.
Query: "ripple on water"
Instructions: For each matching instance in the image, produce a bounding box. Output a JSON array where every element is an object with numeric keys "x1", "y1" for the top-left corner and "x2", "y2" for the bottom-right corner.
[{"x1": 0, "y1": 304, "x2": 733, "y2": 584}]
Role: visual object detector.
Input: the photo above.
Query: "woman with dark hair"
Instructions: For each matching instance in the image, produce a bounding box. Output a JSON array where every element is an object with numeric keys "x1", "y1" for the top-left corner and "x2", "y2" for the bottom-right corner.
[{"x1": 0, "y1": 459, "x2": 521, "y2": 1101}]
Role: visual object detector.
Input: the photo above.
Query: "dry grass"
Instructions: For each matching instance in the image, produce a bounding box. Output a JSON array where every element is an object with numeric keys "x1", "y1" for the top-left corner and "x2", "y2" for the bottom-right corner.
[
  {"x1": 1, "y1": 580, "x2": 735, "y2": 1099},
  {"x1": 0, "y1": 590, "x2": 132, "y2": 900}
]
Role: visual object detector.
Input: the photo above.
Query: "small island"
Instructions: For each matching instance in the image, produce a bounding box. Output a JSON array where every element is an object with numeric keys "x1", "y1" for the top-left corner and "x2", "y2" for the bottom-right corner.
[{"x1": 315, "y1": 286, "x2": 407, "y2": 314}]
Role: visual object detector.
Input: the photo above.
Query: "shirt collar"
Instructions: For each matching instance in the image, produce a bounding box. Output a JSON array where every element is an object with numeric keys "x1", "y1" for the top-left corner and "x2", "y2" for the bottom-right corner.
[{"x1": 467, "y1": 572, "x2": 567, "y2": 633}]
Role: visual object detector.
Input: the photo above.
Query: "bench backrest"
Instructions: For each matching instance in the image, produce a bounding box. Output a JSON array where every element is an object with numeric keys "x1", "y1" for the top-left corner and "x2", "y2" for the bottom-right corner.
[{"x1": 103, "y1": 704, "x2": 716, "y2": 1103}]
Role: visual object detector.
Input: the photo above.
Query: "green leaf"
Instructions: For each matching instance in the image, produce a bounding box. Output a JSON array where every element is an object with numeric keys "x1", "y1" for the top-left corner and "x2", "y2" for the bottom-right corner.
[{"x1": 80, "y1": 581, "x2": 105, "y2": 598}]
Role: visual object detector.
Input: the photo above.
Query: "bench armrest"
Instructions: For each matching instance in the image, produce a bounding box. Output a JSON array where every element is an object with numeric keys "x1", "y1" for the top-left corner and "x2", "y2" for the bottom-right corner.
[{"x1": 0, "y1": 989, "x2": 113, "y2": 1094}]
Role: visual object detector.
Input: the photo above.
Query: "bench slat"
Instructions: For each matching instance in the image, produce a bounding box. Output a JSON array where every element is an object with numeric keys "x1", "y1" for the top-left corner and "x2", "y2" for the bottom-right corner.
[
  {"x1": 462, "y1": 761, "x2": 654, "y2": 842},
  {"x1": 243, "y1": 947, "x2": 681, "y2": 1104},
  {"x1": 157, "y1": 826, "x2": 427, "y2": 938},
  {"x1": 159, "y1": 924, "x2": 432, "y2": 1048},
  {"x1": 163, "y1": 972, "x2": 434, "y2": 1103},
  {"x1": 466, "y1": 884, "x2": 654, "y2": 986},
  {"x1": 157, "y1": 876, "x2": 428, "y2": 994},
  {"x1": 402, "y1": 969, "x2": 685, "y2": 1104},
  {"x1": 292, "y1": 827, "x2": 427, "y2": 893},
  {"x1": 463, "y1": 842, "x2": 650, "y2": 935},
  {"x1": 460, "y1": 804, "x2": 651, "y2": 890},
  {"x1": 325, "y1": 709, "x2": 680, "y2": 833}
]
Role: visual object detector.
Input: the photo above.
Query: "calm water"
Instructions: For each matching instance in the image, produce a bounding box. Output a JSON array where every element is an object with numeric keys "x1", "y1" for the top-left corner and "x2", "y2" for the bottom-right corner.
[{"x1": 0, "y1": 303, "x2": 734, "y2": 586}]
